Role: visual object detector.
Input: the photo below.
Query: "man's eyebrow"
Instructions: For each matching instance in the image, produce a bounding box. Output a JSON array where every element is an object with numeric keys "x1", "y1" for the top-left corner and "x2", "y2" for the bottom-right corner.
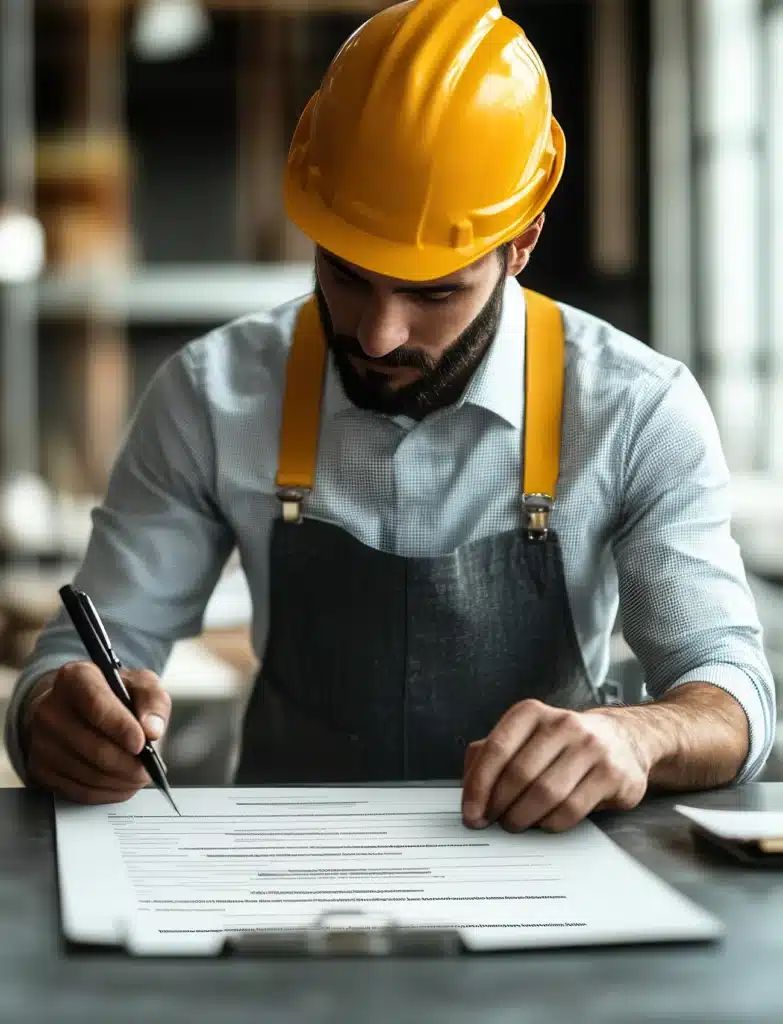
[{"x1": 321, "y1": 251, "x2": 465, "y2": 295}]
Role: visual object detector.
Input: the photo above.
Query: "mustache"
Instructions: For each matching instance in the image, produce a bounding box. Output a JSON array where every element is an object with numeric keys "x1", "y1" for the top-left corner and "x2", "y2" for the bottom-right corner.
[{"x1": 329, "y1": 335, "x2": 434, "y2": 371}]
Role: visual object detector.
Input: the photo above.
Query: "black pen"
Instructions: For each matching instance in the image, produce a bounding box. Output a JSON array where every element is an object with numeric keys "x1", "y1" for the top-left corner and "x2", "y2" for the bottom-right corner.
[{"x1": 58, "y1": 584, "x2": 181, "y2": 816}]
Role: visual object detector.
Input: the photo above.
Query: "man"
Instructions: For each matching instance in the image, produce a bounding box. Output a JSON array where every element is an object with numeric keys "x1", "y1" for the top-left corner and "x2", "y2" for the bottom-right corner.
[{"x1": 6, "y1": 0, "x2": 775, "y2": 834}]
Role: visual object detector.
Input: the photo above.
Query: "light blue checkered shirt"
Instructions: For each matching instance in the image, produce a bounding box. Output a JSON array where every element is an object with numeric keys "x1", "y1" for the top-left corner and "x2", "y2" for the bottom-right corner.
[{"x1": 6, "y1": 279, "x2": 776, "y2": 782}]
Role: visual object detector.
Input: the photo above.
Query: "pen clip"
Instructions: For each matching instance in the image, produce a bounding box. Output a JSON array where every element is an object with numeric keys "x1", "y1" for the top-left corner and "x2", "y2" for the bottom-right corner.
[{"x1": 77, "y1": 591, "x2": 122, "y2": 670}]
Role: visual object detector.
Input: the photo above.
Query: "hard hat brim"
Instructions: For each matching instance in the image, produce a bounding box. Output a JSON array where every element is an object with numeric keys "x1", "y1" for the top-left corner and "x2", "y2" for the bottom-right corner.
[{"x1": 284, "y1": 119, "x2": 565, "y2": 283}]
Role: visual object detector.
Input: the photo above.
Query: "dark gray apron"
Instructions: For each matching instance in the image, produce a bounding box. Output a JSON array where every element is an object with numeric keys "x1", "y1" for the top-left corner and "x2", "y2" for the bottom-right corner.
[{"x1": 235, "y1": 288, "x2": 597, "y2": 784}]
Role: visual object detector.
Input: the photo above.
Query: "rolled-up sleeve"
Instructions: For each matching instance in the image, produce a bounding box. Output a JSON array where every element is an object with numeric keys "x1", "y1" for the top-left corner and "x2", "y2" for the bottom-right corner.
[
  {"x1": 611, "y1": 364, "x2": 776, "y2": 783},
  {"x1": 5, "y1": 346, "x2": 236, "y2": 781}
]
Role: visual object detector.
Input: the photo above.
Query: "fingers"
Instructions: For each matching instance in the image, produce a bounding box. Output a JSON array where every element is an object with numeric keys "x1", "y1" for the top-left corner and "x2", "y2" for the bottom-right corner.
[
  {"x1": 463, "y1": 740, "x2": 482, "y2": 777},
  {"x1": 498, "y1": 736, "x2": 603, "y2": 832},
  {"x1": 121, "y1": 669, "x2": 172, "y2": 741},
  {"x1": 25, "y1": 660, "x2": 169, "y2": 806},
  {"x1": 58, "y1": 662, "x2": 146, "y2": 754},
  {"x1": 461, "y1": 701, "x2": 650, "y2": 834},
  {"x1": 30, "y1": 759, "x2": 139, "y2": 806},
  {"x1": 461, "y1": 700, "x2": 546, "y2": 827},
  {"x1": 32, "y1": 729, "x2": 149, "y2": 793},
  {"x1": 484, "y1": 716, "x2": 585, "y2": 824},
  {"x1": 31, "y1": 708, "x2": 150, "y2": 787},
  {"x1": 534, "y1": 764, "x2": 619, "y2": 832}
]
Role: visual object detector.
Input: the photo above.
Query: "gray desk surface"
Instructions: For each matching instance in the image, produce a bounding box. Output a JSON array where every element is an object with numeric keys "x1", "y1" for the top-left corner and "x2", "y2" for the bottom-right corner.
[{"x1": 2, "y1": 785, "x2": 783, "y2": 1024}]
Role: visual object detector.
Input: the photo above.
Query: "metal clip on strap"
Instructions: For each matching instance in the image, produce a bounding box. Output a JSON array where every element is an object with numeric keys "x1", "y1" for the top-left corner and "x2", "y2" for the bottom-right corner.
[
  {"x1": 523, "y1": 493, "x2": 552, "y2": 541},
  {"x1": 276, "y1": 488, "x2": 309, "y2": 525}
]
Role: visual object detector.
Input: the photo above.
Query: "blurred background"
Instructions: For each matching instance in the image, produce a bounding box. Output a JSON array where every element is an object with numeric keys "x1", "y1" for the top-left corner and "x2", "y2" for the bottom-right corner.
[{"x1": 0, "y1": 0, "x2": 781, "y2": 786}]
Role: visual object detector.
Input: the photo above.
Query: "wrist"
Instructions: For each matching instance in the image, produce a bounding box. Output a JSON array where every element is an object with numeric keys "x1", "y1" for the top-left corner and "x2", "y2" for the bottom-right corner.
[
  {"x1": 584, "y1": 703, "x2": 677, "y2": 778},
  {"x1": 586, "y1": 683, "x2": 750, "y2": 790}
]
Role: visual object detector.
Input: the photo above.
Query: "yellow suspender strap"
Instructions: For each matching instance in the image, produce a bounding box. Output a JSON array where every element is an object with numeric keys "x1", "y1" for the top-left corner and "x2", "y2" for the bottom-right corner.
[
  {"x1": 521, "y1": 287, "x2": 565, "y2": 538},
  {"x1": 275, "y1": 297, "x2": 325, "y2": 522},
  {"x1": 275, "y1": 287, "x2": 566, "y2": 535}
]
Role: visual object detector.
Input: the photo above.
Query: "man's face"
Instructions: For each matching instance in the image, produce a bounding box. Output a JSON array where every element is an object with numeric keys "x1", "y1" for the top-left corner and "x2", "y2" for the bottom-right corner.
[{"x1": 314, "y1": 248, "x2": 509, "y2": 418}]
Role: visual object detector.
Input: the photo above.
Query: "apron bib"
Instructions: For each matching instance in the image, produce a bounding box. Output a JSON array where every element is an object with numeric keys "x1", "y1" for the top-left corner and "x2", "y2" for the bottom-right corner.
[{"x1": 235, "y1": 287, "x2": 596, "y2": 783}]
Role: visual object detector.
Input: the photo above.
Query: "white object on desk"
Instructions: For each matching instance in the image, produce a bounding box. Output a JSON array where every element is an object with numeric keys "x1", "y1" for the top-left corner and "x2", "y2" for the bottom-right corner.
[
  {"x1": 675, "y1": 805, "x2": 783, "y2": 841},
  {"x1": 55, "y1": 787, "x2": 723, "y2": 955}
]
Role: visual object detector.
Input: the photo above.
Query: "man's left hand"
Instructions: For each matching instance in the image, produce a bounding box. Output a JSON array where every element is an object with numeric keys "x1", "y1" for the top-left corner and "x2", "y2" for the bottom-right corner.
[{"x1": 461, "y1": 700, "x2": 650, "y2": 833}]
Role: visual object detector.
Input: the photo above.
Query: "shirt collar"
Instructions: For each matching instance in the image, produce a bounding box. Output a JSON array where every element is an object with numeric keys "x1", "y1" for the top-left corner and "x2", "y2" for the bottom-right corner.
[
  {"x1": 457, "y1": 277, "x2": 525, "y2": 429},
  {"x1": 322, "y1": 276, "x2": 526, "y2": 429}
]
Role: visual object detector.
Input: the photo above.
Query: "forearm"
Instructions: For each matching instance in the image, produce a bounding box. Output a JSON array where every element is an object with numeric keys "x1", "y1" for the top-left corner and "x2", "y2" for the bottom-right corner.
[{"x1": 587, "y1": 682, "x2": 749, "y2": 791}]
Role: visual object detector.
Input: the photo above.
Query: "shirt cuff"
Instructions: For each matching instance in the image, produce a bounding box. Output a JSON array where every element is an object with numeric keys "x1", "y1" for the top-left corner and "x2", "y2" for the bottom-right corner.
[
  {"x1": 3, "y1": 654, "x2": 78, "y2": 785},
  {"x1": 664, "y1": 664, "x2": 775, "y2": 783}
]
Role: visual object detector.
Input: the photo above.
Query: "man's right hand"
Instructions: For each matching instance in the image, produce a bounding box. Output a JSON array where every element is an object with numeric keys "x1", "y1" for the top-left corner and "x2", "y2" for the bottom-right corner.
[{"x1": 23, "y1": 661, "x2": 172, "y2": 805}]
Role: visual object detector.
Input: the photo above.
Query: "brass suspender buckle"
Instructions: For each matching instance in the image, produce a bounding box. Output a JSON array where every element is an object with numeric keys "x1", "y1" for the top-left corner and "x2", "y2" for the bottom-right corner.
[
  {"x1": 522, "y1": 493, "x2": 553, "y2": 541},
  {"x1": 276, "y1": 487, "x2": 310, "y2": 525}
]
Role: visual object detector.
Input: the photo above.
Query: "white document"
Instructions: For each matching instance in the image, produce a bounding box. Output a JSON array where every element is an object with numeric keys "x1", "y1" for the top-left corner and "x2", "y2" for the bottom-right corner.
[
  {"x1": 676, "y1": 804, "x2": 783, "y2": 841},
  {"x1": 55, "y1": 787, "x2": 723, "y2": 955}
]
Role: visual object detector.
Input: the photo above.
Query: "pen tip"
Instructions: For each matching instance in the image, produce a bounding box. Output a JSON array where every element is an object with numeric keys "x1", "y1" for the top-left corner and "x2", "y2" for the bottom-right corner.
[{"x1": 163, "y1": 788, "x2": 181, "y2": 816}]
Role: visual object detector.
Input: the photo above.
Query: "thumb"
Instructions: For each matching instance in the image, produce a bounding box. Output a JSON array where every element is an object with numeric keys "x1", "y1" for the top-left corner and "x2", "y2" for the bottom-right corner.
[{"x1": 121, "y1": 669, "x2": 172, "y2": 742}]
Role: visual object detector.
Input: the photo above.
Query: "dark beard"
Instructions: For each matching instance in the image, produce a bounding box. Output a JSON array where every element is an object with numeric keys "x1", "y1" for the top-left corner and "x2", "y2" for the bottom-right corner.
[{"x1": 314, "y1": 268, "x2": 506, "y2": 419}]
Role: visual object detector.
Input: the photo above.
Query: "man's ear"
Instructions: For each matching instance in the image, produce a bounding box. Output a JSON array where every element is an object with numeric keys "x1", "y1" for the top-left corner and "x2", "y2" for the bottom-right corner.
[{"x1": 505, "y1": 213, "x2": 546, "y2": 276}]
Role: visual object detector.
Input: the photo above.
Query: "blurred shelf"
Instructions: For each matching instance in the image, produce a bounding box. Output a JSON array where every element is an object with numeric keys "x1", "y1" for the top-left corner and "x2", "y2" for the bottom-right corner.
[{"x1": 36, "y1": 263, "x2": 314, "y2": 324}]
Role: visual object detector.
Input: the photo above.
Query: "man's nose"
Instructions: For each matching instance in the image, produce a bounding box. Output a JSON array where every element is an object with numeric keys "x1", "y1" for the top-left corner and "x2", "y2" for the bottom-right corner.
[{"x1": 357, "y1": 299, "x2": 409, "y2": 359}]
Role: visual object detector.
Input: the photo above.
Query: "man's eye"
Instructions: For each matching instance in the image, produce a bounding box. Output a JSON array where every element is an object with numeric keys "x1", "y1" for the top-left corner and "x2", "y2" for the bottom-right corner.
[
  {"x1": 333, "y1": 270, "x2": 356, "y2": 286},
  {"x1": 330, "y1": 267, "x2": 367, "y2": 290},
  {"x1": 416, "y1": 291, "x2": 454, "y2": 304}
]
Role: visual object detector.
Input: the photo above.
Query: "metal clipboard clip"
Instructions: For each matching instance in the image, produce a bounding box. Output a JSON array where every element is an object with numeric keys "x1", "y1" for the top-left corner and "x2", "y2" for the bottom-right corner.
[{"x1": 224, "y1": 909, "x2": 465, "y2": 958}]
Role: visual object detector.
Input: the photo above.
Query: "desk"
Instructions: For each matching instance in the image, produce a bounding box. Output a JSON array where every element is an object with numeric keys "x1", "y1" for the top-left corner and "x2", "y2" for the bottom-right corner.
[{"x1": 2, "y1": 785, "x2": 783, "y2": 1024}]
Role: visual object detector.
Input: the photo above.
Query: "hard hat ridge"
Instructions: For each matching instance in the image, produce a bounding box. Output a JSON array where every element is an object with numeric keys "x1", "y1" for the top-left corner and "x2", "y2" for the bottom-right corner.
[{"x1": 361, "y1": 0, "x2": 502, "y2": 152}]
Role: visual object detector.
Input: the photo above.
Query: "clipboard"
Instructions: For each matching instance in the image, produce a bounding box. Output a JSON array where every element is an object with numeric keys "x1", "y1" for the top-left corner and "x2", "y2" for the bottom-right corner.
[{"x1": 56, "y1": 789, "x2": 727, "y2": 957}]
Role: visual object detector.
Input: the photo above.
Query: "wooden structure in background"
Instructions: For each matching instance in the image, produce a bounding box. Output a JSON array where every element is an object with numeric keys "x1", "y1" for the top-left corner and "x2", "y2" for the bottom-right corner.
[
  {"x1": 36, "y1": 0, "x2": 129, "y2": 494},
  {"x1": 34, "y1": 0, "x2": 390, "y2": 495}
]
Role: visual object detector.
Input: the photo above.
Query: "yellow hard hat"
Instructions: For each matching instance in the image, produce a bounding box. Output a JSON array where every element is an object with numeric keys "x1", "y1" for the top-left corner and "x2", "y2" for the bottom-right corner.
[{"x1": 283, "y1": 0, "x2": 565, "y2": 282}]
